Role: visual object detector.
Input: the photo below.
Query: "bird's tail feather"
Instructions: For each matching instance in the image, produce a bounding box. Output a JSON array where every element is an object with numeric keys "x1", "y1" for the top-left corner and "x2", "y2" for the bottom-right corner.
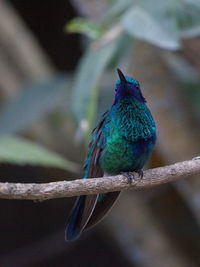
[
  {"x1": 85, "y1": 191, "x2": 120, "y2": 230},
  {"x1": 65, "y1": 195, "x2": 98, "y2": 241}
]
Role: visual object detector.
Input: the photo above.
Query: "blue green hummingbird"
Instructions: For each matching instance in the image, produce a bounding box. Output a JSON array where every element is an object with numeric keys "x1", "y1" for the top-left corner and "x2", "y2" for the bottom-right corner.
[{"x1": 65, "y1": 69, "x2": 156, "y2": 241}]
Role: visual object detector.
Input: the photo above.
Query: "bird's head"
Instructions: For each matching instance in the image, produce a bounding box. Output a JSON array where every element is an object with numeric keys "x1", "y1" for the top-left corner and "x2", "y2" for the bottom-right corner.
[{"x1": 114, "y1": 69, "x2": 146, "y2": 104}]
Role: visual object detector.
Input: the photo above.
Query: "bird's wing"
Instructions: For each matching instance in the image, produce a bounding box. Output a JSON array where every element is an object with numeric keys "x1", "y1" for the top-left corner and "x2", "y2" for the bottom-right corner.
[
  {"x1": 82, "y1": 111, "x2": 120, "y2": 230},
  {"x1": 66, "y1": 111, "x2": 111, "y2": 241},
  {"x1": 83, "y1": 110, "x2": 109, "y2": 178},
  {"x1": 77, "y1": 111, "x2": 109, "y2": 228}
]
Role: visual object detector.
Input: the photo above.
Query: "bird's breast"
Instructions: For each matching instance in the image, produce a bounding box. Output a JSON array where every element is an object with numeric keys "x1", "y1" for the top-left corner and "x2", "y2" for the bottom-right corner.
[
  {"x1": 99, "y1": 101, "x2": 156, "y2": 174},
  {"x1": 99, "y1": 128, "x2": 155, "y2": 174}
]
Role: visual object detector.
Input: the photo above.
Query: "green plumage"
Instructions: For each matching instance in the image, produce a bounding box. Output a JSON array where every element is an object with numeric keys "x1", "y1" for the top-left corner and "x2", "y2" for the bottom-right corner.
[
  {"x1": 84, "y1": 97, "x2": 155, "y2": 175},
  {"x1": 65, "y1": 69, "x2": 156, "y2": 241}
]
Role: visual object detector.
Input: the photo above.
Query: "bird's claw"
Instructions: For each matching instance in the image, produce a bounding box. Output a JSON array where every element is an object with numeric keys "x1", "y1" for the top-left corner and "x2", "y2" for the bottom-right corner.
[
  {"x1": 121, "y1": 172, "x2": 134, "y2": 184},
  {"x1": 121, "y1": 169, "x2": 143, "y2": 184},
  {"x1": 135, "y1": 169, "x2": 144, "y2": 179}
]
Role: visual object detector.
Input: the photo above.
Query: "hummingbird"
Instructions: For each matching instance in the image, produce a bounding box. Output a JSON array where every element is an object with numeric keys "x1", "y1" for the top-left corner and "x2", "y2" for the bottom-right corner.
[{"x1": 65, "y1": 69, "x2": 156, "y2": 241}]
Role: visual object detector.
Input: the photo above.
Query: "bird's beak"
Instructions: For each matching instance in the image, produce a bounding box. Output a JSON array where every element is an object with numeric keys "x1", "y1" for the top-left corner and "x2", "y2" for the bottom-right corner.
[{"x1": 117, "y1": 68, "x2": 127, "y2": 84}]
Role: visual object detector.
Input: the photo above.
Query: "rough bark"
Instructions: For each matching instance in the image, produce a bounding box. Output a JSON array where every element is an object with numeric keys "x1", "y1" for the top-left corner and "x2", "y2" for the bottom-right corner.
[{"x1": 0, "y1": 159, "x2": 199, "y2": 201}]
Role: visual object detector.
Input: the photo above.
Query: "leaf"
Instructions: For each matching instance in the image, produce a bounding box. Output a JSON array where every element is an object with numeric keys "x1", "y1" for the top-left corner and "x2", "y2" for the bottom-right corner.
[
  {"x1": 65, "y1": 18, "x2": 104, "y2": 40},
  {"x1": 103, "y1": 0, "x2": 133, "y2": 23},
  {"x1": 70, "y1": 32, "x2": 124, "y2": 128},
  {"x1": 169, "y1": 1, "x2": 200, "y2": 38},
  {"x1": 0, "y1": 74, "x2": 70, "y2": 135},
  {"x1": 0, "y1": 136, "x2": 78, "y2": 172},
  {"x1": 121, "y1": 6, "x2": 180, "y2": 50}
]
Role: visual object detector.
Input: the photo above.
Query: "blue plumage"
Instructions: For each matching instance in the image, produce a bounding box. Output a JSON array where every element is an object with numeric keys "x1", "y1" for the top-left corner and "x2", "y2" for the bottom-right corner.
[{"x1": 65, "y1": 69, "x2": 156, "y2": 241}]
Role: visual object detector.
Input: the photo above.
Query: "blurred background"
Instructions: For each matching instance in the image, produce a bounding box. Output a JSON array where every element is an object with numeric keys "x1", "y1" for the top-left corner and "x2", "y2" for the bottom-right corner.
[{"x1": 0, "y1": 0, "x2": 200, "y2": 266}]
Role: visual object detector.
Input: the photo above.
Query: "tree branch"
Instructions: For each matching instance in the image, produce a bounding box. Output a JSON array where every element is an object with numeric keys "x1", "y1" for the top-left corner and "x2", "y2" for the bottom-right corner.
[{"x1": 0, "y1": 159, "x2": 199, "y2": 201}]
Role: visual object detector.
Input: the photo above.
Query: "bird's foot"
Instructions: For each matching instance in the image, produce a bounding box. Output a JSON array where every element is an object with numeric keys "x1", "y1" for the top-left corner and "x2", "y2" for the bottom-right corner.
[
  {"x1": 135, "y1": 169, "x2": 144, "y2": 179},
  {"x1": 121, "y1": 169, "x2": 144, "y2": 184},
  {"x1": 121, "y1": 172, "x2": 135, "y2": 184}
]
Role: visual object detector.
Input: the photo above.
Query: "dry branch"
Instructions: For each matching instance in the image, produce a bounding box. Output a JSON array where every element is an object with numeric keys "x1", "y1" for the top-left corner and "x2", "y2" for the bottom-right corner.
[{"x1": 0, "y1": 159, "x2": 199, "y2": 201}]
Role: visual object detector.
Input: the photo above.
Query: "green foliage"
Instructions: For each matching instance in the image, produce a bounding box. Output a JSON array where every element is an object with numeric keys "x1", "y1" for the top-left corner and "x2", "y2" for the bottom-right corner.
[
  {"x1": 121, "y1": 6, "x2": 180, "y2": 49},
  {"x1": 0, "y1": 136, "x2": 78, "y2": 172},
  {"x1": 69, "y1": 32, "x2": 127, "y2": 131},
  {"x1": 65, "y1": 18, "x2": 104, "y2": 40},
  {"x1": 0, "y1": 75, "x2": 70, "y2": 135},
  {"x1": 66, "y1": 0, "x2": 200, "y2": 132},
  {"x1": 66, "y1": 0, "x2": 200, "y2": 50},
  {"x1": 168, "y1": 1, "x2": 200, "y2": 27},
  {"x1": 1, "y1": 0, "x2": 199, "y2": 169},
  {"x1": 0, "y1": 74, "x2": 78, "y2": 172}
]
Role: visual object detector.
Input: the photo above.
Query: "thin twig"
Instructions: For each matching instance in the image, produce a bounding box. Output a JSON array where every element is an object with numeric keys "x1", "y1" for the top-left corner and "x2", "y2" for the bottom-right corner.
[{"x1": 0, "y1": 159, "x2": 199, "y2": 201}]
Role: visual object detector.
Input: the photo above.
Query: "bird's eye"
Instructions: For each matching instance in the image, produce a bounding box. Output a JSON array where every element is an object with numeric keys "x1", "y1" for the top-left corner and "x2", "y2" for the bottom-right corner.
[{"x1": 135, "y1": 84, "x2": 140, "y2": 90}]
